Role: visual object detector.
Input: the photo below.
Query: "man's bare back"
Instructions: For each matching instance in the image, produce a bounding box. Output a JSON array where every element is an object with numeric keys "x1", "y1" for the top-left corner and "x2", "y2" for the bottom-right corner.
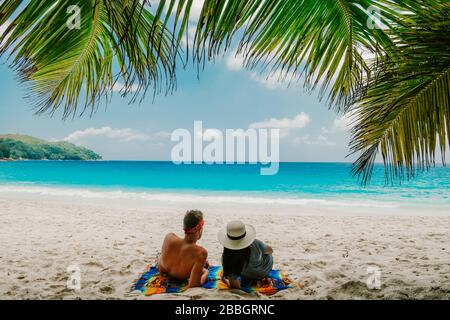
[{"x1": 158, "y1": 211, "x2": 208, "y2": 288}]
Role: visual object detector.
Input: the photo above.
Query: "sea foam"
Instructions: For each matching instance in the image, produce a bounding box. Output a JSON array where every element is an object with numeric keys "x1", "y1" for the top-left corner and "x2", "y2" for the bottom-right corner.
[{"x1": 0, "y1": 185, "x2": 400, "y2": 209}]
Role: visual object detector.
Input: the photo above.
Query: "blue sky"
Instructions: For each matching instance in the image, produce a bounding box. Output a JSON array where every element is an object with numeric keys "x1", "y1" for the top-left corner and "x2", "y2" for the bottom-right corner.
[
  {"x1": 0, "y1": 1, "x2": 358, "y2": 162},
  {"x1": 0, "y1": 51, "x2": 357, "y2": 162}
]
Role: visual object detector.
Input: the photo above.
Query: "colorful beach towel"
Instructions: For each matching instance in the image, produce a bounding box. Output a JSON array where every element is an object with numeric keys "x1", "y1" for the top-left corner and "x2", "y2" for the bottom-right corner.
[{"x1": 133, "y1": 265, "x2": 293, "y2": 296}]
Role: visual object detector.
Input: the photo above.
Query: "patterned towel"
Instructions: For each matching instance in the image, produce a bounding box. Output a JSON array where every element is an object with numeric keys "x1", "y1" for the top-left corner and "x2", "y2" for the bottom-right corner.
[{"x1": 133, "y1": 265, "x2": 293, "y2": 296}]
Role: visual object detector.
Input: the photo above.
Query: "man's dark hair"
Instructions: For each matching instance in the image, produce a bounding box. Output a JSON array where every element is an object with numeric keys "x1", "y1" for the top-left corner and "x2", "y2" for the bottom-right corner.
[{"x1": 183, "y1": 210, "x2": 203, "y2": 230}]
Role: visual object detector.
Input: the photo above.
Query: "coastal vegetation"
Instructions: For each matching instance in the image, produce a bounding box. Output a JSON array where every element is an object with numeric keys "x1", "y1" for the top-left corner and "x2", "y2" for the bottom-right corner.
[{"x1": 0, "y1": 134, "x2": 101, "y2": 160}]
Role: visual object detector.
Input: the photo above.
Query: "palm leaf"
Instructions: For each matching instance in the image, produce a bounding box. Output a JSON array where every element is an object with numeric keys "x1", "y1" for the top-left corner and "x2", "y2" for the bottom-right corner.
[
  {"x1": 350, "y1": 2, "x2": 450, "y2": 184},
  {"x1": 0, "y1": 0, "x2": 176, "y2": 118},
  {"x1": 152, "y1": 0, "x2": 408, "y2": 110}
]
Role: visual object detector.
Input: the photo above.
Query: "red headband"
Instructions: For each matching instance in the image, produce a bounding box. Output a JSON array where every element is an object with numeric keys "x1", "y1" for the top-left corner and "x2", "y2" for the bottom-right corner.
[{"x1": 184, "y1": 219, "x2": 204, "y2": 234}]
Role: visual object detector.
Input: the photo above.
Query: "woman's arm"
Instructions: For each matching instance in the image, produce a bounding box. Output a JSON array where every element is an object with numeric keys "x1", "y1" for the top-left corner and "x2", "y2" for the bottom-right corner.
[
  {"x1": 229, "y1": 278, "x2": 241, "y2": 289},
  {"x1": 223, "y1": 277, "x2": 241, "y2": 289},
  {"x1": 264, "y1": 245, "x2": 273, "y2": 255},
  {"x1": 255, "y1": 239, "x2": 273, "y2": 255}
]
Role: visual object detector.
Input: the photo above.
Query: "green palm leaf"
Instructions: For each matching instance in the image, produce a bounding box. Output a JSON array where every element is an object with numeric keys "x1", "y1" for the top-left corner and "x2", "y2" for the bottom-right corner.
[
  {"x1": 0, "y1": 0, "x2": 176, "y2": 118},
  {"x1": 350, "y1": 2, "x2": 450, "y2": 184},
  {"x1": 153, "y1": 0, "x2": 406, "y2": 110}
]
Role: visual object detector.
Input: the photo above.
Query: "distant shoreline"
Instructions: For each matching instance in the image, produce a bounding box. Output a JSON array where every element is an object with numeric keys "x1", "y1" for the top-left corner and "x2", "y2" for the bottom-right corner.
[
  {"x1": 0, "y1": 134, "x2": 102, "y2": 161},
  {"x1": 0, "y1": 158, "x2": 101, "y2": 162}
]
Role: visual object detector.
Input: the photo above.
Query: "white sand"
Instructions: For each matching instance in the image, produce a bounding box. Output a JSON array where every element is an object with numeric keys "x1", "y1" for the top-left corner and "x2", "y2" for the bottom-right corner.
[{"x1": 1, "y1": 194, "x2": 449, "y2": 300}]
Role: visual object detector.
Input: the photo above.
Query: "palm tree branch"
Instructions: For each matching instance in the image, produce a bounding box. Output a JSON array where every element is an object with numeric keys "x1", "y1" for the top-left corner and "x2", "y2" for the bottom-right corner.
[
  {"x1": 44, "y1": 1, "x2": 103, "y2": 115},
  {"x1": 352, "y1": 66, "x2": 450, "y2": 183},
  {"x1": 152, "y1": 0, "x2": 403, "y2": 110},
  {"x1": 0, "y1": 0, "x2": 176, "y2": 118},
  {"x1": 350, "y1": 3, "x2": 449, "y2": 184}
]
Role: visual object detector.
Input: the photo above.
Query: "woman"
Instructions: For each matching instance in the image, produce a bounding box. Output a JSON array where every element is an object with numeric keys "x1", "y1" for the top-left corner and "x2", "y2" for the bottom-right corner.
[{"x1": 218, "y1": 220, "x2": 274, "y2": 289}]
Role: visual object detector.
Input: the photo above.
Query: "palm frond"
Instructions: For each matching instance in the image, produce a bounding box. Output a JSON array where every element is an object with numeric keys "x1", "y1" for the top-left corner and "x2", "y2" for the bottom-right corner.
[
  {"x1": 153, "y1": 0, "x2": 408, "y2": 110},
  {"x1": 350, "y1": 2, "x2": 450, "y2": 184},
  {"x1": 0, "y1": 0, "x2": 176, "y2": 118}
]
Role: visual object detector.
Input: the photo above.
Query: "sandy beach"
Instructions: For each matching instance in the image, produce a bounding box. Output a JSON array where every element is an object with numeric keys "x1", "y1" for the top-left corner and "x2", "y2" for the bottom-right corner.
[{"x1": 1, "y1": 194, "x2": 449, "y2": 300}]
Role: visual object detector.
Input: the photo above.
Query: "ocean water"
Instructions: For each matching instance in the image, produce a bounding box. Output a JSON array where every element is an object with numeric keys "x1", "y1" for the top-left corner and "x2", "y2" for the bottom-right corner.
[{"x1": 0, "y1": 161, "x2": 449, "y2": 211}]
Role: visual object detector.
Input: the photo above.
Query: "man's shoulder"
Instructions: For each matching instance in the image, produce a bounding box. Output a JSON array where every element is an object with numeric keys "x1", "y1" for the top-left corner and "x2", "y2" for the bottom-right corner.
[
  {"x1": 165, "y1": 232, "x2": 178, "y2": 238},
  {"x1": 189, "y1": 244, "x2": 208, "y2": 260},
  {"x1": 164, "y1": 232, "x2": 179, "y2": 243},
  {"x1": 196, "y1": 245, "x2": 208, "y2": 256}
]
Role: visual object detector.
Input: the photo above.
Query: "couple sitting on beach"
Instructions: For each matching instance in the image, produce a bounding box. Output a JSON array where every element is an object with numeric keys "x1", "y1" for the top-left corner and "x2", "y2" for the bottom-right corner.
[{"x1": 158, "y1": 210, "x2": 273, "y2": 289}]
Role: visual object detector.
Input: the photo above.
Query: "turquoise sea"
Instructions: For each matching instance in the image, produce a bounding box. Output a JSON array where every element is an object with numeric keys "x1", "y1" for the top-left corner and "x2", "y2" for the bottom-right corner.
[{"x1": 0, "y1": 161, "x2": 449, "y2": 211}]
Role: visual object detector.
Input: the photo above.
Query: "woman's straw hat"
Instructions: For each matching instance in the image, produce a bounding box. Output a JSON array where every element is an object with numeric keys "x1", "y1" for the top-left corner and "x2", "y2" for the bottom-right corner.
[{"x1": 218, "y1": 220, "x2": 256, "y2": 250}]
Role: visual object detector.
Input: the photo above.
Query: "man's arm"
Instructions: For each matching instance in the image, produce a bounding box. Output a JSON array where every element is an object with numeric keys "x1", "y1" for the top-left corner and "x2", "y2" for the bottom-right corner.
[
  {"x1": 264, "y1": 245, "x2": 273, "y2": 255},
  {"x1": 256, "y1": 239, "x2": 273, "y2": 255},
  {"x1": 187, "y1": 249, "x2": 208, "y2": 288},
  {"x1": 158, "y1": 233, "x2": 176, "y2": 272}
]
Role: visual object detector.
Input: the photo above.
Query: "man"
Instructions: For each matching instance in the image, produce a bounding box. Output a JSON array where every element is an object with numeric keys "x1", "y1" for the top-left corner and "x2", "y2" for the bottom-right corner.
[{"x1": 158, "y1": 210, "x2": 209, "y2": 288}]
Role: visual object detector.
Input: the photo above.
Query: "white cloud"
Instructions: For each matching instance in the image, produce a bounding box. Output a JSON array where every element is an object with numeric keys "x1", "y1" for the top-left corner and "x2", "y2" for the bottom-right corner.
[
  {"x1": 249, "y1": 70, "x2": 300, "y2": 90},
  {"x1": 223, "y1": 43, "x2": 305, "y2": 91},
  {"x1": 154, "y1": 131, "x2": 171, "y2": 139},
  {"x1": 226, "y1": 51, "x2": 246, "y2": 71},
  {"x1": 294, "y1": 135, "x2": 337, "y2": 147},
  {"x1": 249, "y1": 112, "x2": 311, "y2": 130},
  {"x1": 146, "y1": 0, "x2": 203, "y2": 48},
  {"x1": 249, "y1": 112, "x2": 310, "y2": 138},
  {"x1": 224, "y1": 47, "x2": 301, "y2": 90},
  {"x1": 332, "y1": 115, "x2": 352, "y2": 132},
  {"x1": 113, "y1": 82, "x2": 140, "y2": 93},
  {"x1": 181, "y1": 26, "x2": 197, "y2": 48},
  {"x1": 148, "y1": 0, "x2": 204, "y2": 22},
  {"x1": 188, "y1": 0, "x2": 205, "y2": 22},
  {"x1": 62, "y1": 127, "x2": 170, "y2": 144},
  {"x1": 0, "y1": 20, "x2": 11, "y2": 45},
  {"x1": 322, "y1": 112, "x2": 357, "y2": 134}
]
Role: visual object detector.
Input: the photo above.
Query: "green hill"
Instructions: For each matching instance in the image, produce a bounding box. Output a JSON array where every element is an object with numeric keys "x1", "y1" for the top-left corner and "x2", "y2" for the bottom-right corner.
[{"x1": 0, "y1": 134, "x2": 102, "y2": 161}]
